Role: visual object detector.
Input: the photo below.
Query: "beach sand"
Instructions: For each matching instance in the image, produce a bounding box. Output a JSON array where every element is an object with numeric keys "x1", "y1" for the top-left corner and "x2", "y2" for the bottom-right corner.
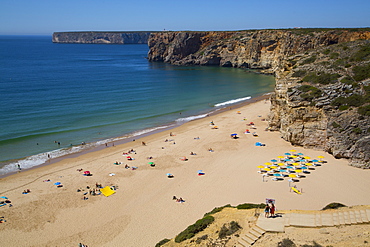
[{"x1": 1, "y1": 99, "x2": 370, "y2": 247}]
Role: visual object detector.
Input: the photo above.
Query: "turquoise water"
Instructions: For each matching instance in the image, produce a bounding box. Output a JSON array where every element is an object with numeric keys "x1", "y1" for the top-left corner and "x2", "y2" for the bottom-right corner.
[{"x1": 0, "y1": 35, "x2": 275, "y2": 175}]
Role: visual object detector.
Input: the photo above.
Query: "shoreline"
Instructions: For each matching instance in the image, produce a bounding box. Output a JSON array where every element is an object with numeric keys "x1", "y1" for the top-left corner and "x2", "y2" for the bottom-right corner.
[
  {"x1": 0, "y1": 94, "x2": 271, "y2": 180},
  {"x1": 2, "y1": 96, "x2": 369, "y2": 246}
]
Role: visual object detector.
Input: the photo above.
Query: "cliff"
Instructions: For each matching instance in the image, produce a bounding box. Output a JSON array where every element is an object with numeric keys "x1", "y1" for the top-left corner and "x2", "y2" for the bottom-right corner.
[
  {"x1": 147, "y1": 29, "x2": 370, "y2": 73},
  {"x1": 52, "y1": 31, "x2": 153, "y2": 44},
  {"x1": 268, "y1": 40, "x2": 370, "y2": 168}
]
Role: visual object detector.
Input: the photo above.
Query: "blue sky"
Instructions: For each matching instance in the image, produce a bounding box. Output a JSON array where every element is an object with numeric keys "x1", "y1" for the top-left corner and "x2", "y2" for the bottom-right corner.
[{"x1": 1, "y1": 0, "x2": 369, "y2": 35}]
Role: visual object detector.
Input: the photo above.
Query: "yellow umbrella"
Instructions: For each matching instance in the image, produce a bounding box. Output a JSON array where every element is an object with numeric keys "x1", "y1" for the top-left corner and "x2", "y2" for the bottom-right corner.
[
  {"x1": 263, "y1": 168, "x2": 271, "y2": 171},
  {"x1": 289, "y1": 174, "x2": 297, "y2": 178},
  {"x1": 305, "y1": 163, "x2": 313, "y2": 166},
  {"x1": 270, "y1": 166, "x2": 277, "y2": 169},
  {"x1": 291, "y1": 156, "x2": 298, "y2": 159},
  {"x1": 304, "y1": 156, "x2": 311, "y2": 160},
  {"x1": 290, "y1": 149, "x2": 296, "y2": 152},
  {"x1": 277, "y1": 156, "x2": 284, "y2": 159},
  {"x1": 295, "y1": 169, "x2": 302, "y2": 173},
  {"x1": 318, "y1": 155, "x2": 324, "y2": 159},
  {"x1": 292, "y1": 163, "x2": 300, "y2": 166},
  {"x1": 257, "y1": 165, "x2": 265, "y2": 169},
  {"x1": 277, "y1": 163, "x2": 285, "y2": 166},
  {"x1": 264, "y1": 162, "x2": 272, "y2": 166}
]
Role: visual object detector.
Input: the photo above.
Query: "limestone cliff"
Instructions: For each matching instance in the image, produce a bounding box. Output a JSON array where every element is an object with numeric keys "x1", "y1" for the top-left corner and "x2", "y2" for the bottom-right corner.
[
  {"x1": 268, "y1": 40, "x2": 370, "y2": 168},
  {"x1": 52, "y1": 31, "x2": 152, "y2": 44},
  {"x1": 147, "y1": 29, "x2": 370, "y2": 74}
]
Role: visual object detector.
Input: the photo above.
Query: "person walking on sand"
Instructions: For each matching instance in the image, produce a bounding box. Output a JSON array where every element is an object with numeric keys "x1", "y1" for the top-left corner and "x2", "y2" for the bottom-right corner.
[
  {"x1": 270, "y1": 203, "x2": 275, "y2": 217},
  {"x1": 264, "y1": 204, "x2": 270, "y2": 218}
]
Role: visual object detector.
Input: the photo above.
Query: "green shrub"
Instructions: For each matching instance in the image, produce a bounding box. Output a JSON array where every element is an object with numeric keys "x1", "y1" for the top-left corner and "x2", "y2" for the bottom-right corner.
[
  {"x1": 218, "y1": 221, "x2": 242, "y2": 239},
  {"x1": 292, "y1": 70, "x2": 307, "y2": 77},
  {"x1": 332, "y1": 122, "x2": 341, "y2": 128},
  {"x1": 352, "y1": 128, "x2": 362, "y2": 134},
  {"x1": 350, "y1": 44, "x2": 370, "y2": 61},
  {"x1": 236, "y1": 203, "x2": 265, "y2": 210},
  {"x1": 331, "y1": 94, "x2": 365, "y2": 108},
  {"x1": 298, "y1": 85, "x2": 314, "y2": 92},
  {"x1": 301, "y1": 55, "x2": 317, "y2": 65},
  {"x1": 204, "y1": 204, "x2": 233, "y2": 217},
  {"x1": 330, "y1": 52, "x2": 340, "y2": 59},
  {"x1": 175, "y1": 216, "x2": 215, "y2": 243},
  {"x1": 303, "y1": 72, "x2": 340, "y2": 85},
  {"x1": 155, "y1": 239, "x2": 171, "y2": 247},
  {"x1": 322, "y1": 49, "x2": 331, "y2": 55},
  {"x1": 278, "y1": 238, "x2": 296, "y2": 247},
  {"x1": 322, "y1": 202, "x2": 347, "y2": 210},
  {"x1": 353, "y1": 63, "x2": 370, "y2": 81},
  {"x1": 358, "y1": 105, "x2": 370, "y2": 116},
  {"x1": 339, "y1": 105, "x2": 349, "y2": 111}
]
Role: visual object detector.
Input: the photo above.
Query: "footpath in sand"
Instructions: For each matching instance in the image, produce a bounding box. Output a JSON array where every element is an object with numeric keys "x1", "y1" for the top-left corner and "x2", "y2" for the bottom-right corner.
[{"x1": 0, "y1": 99, "x2": 370, "y2": 247}]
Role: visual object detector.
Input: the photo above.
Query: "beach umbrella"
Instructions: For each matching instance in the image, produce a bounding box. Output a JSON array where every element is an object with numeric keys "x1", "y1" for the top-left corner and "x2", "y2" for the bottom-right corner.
[
  {"x1": 290, "y1": 149, "x2": 296, "y2": 153},
  {"x1": 277, "y1": 163, "x2": 285, "y2": 166},
  {"x1": 148, "y1": 162, "x2": 154, "y2": 165},
  {"x1": 297, "y1": 153, "x2": 304, "y2": 156},
  {"x1": 304, "y1": 156, "x2": 311, "y2": 160},
  {"x1": 271, "y1": 159, "x2": 278, "y2": 163},
  {"x1": 279, "y1": 169, "x2": 287, "y2": 173},
  {"x1": 273, "y1": 173, "x2": 282, "y2": 177},
  {"x1": 286, "y1": 166, "x2": 294, "y2": 169},
  {"x1": 311, "y1": 159, "x2": 319, "y2": 163},
  {"x1": 318, "y1": 155, "x2": 325, "y2": 159},
  {"x1": 305, "y1": 163, "x2": 313, "y2": 166},
  {"x1": 277, "y1": 156, "x2": 284, "y2": 159},
  {"x1": 127, "y1": 156, "x2": 132, "y2": 159},
  {"x1": 166, "y1": 173, "x2": 172, "y2": 176},
  {"x1": 257, "y1": 165, "x2": 265, "y2": 171},
  {"x1": 263, "y1": 168, "x2": 271, "y2": 171},
  {"x1": 84, "y1": 171, "x2": 90, "y2": 175},
  {"x1": 0, "y1": 196, "x2": 8, "y2": 199},
  {"x1": 289, "y1": 174, "x2": 297, "y2": 178},
  {"x1": 264, "y1": 162, "x2": 272, "y2": 166},
  {"x1": 284, "y1": 158, "x2": 291, "y2": 162},
  {"x1": 54, "y1": 182, "x2": 61, "y2": 185},
  {"x1": 299, "y1": 166, "x2": 307, "y2": 170},
  {"x1": 292, "y1": 163, "x2": 300, "y2": 166},
  {"x1": 270, "y1": 166, "x2": 277, "y2": 169},
  {"x1": 284, "y1": 153, "x2": 291, "y2": 156}
]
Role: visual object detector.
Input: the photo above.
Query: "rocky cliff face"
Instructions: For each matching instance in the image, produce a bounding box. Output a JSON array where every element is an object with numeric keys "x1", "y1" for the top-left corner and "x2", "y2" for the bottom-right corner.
[
  {"x1": 52, "y1": 32, "x2": 152, "y2": 44},
  {"x1": 268, "y1": 40, "x2": 370, "y2": 168},
  {"x1": 148, "y1": 29, "x2": 370, "y2": 74}
]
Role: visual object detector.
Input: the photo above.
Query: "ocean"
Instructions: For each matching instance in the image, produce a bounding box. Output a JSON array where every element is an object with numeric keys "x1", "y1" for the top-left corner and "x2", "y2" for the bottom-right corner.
[{"x1": 0, "y1": 35, "x2": 275, "y2": 176}]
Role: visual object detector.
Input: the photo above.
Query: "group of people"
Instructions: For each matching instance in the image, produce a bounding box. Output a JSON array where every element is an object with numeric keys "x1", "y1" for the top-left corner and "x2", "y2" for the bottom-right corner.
[
  {"x1": 173, "y1": 196, "x2": 185, "y2": 203},
  {"x1": 264, "y1": 203, "x2": 276, "y2": 218}
]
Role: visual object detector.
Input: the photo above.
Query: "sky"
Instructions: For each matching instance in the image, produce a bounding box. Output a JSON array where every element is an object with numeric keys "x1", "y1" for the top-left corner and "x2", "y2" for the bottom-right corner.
[{"x1": 1, "y1": 0, "x2": 369, "y2": 35}]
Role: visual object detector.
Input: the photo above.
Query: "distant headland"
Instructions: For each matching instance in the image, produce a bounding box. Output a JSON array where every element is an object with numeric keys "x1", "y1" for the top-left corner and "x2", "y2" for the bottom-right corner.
[{"x1": 52, "y1": 31, "x2": 157, "y2": 44}]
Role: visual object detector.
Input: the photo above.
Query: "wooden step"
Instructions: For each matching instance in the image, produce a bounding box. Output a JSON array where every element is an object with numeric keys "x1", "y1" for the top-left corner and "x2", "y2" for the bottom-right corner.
[
  {"x1": 338, "y1": 212, "x2": 345, "y2": 225},
  {"x1": 237, "y1": 240, "x2": 250, "y2": 247},
  {"x1": 250, "y1": 229, "x2": 261, "y2": 238},
  {"x1": 241, "y1": 235, "x2": 255, "y2": 245},
  {"x1": 246, "y1": 232, "x2": 259, "y2": 242},
  {"x1": 349, "y1": 211, "x2": 357, "y2": 224},
  {"x1": 343, "y1": 211, "x2": 351, "y2": 225},
  {"x1": 354, "y1": 210, "x2": 363, "y2": 224},
  {"x1": 321, "y1": 213, "x2": 334, "y2": 227},
  {"x1": 315, "y1": 214, "x2": 322, "y2": 227},
  {"x1": 252, "y1": 225, "x2": 266, "y2": 235},
  {"x1": 360, "y1": 210, "x2": 369, "y2": 223},
  {"x1": 332, "y1": 212, "x2": 339, "y2": 226}
]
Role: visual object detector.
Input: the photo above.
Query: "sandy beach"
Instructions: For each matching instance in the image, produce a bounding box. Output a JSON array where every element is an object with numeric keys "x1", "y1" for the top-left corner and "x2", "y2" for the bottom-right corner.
[{"x1": 1, "y1": 99, "x2": 370, "y2": 247}]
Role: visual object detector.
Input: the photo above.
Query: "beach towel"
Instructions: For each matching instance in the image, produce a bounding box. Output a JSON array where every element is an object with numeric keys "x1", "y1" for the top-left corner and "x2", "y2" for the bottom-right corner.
[{"x1": 100, "y1": 186, "x2": 116, "y2": 197}]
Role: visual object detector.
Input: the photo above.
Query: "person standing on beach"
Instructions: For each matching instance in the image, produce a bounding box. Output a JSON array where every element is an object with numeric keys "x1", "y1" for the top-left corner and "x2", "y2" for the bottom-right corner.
[
  {"x1": 270, "y1": 203, "x2": 275, "y2": 217},
  {"x1": 264, "y1": 204, "x2": 270, "y2": 218}
]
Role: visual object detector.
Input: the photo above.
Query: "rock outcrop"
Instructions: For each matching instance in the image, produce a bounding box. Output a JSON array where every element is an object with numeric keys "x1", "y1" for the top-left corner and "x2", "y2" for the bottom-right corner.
[
  {"x1": 268, "y1": 40, "x2": 370, "y2": 168},
  {"x1": 52, "y1": 31, "x2": 152, "y2": 44},
  {"x1": 148, "y1": 29, "x2": 370, "y2": 74}
]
